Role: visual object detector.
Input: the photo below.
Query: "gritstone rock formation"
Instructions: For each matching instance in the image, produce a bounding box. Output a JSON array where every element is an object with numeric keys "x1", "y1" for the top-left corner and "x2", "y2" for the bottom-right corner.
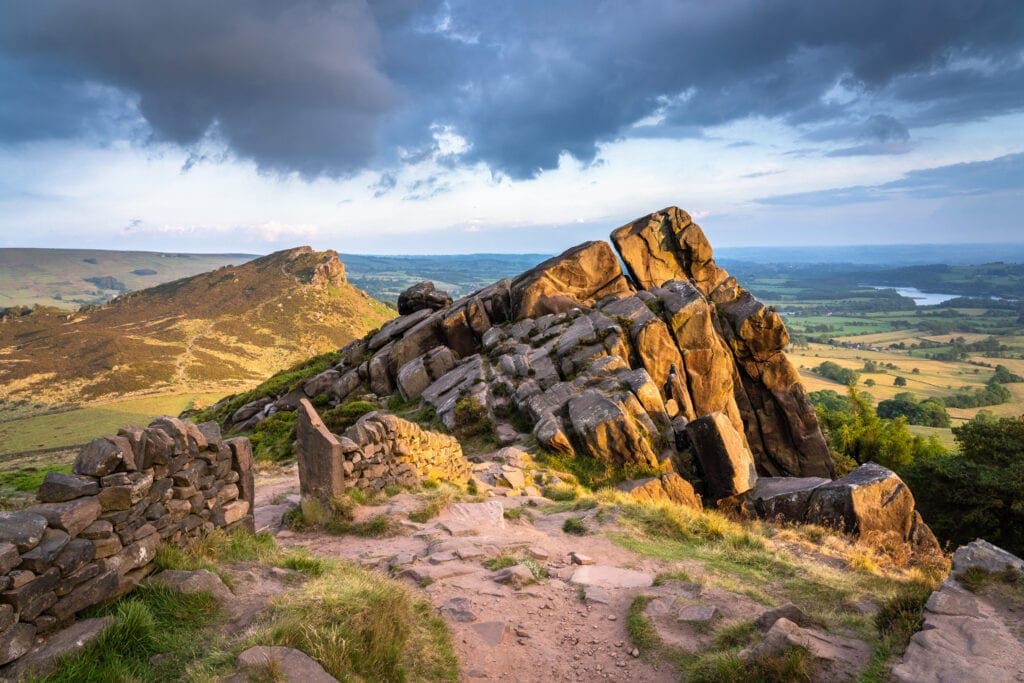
[{"x1": 222, "y1": 207, "x2": 917, "y2": 521}]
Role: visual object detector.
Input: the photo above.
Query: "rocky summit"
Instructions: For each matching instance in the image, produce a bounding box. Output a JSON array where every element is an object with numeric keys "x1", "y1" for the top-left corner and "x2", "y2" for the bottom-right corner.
[{"x1": 219, "y1": 206, "x2": 935, "y2": 548}]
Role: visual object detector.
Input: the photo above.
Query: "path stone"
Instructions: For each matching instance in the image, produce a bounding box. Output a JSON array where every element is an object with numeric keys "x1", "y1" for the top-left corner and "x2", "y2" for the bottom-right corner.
[
  {"x1": 472, "y1": 621, "x2": 509, "y2": 647},
  {"x1": 569, "y1": 552, "x2": 594, "y2": 565},
  {"x1": 569, "y1": 565, "x2": 653, "y2": 589},
  {"x1": 145, "y1": 569, "x2": 233, "y2": 603},
  {"x1": 743, "y1": 618, "x2": 870, "y2": 682},
  {"x1": 236, "y1": 646, "x2": 337, "y2": 682},
  {"x1": 492, "y1": 565, "x2": 535, "y2": 589},
  {"x1": 439, "y1": 597, "x2": 476, "y2": 623}
]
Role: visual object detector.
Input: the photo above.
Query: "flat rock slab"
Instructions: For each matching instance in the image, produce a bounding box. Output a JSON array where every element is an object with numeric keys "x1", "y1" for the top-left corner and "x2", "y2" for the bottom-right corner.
[
  {"x1": 471, "y1": 621, "x2": 509, "y2": 647},
  {"x1": 437, "y1": 501, "x2": 506, "y2": 537},
  {"x1": 236, "y1": 646, "x2": 337, "y2": 682},
  {"x1": 569, "y1": 565, "x2": 654, "y2": 589},
  {"x1": 0, "y1": 617, "x2": 113, "y2": 678}
]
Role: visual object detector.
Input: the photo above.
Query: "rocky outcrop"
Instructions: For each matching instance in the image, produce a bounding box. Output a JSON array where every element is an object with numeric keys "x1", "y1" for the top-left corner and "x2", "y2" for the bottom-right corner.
[
  {"x1": 230, "y1": 206, "x2": 841, "y2": 512},
  {"x1": 398, "y1": 281, "x2": 453, "y2": 315},
  {"x1": 0, "y1": 417, "x2": 253, "y2": 672},
  {"x1": 295, "y1": 403, "x2": 470, "y2": 498}
]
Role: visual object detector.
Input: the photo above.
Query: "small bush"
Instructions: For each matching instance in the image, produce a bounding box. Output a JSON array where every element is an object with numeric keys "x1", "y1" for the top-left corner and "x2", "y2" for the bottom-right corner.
[
  {"x1": 321, "y1": 400, "x2": 377, "y2": 433},
  {"x1": 452, "y1": 396, "x2": 494, "y2": 438},
  {"x1": 562, "y1": 516, "x2": 588, "y2": 535},
  {"x1": 250, "y1": 411, "x2": 298, "y2": 462},
  {"x1": 875, "y1": 581, "x2": 934, "y2": 648}
]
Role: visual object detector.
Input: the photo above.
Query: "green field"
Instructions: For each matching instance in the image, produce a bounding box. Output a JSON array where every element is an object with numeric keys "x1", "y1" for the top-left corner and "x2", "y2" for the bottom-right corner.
[{"x1": 0, "y1": 392, "x2": 224, "y2": 456}]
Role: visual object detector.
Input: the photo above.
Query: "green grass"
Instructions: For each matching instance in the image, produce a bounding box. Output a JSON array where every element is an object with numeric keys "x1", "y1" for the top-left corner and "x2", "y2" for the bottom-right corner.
[
  {"x1": 534, "y1": 448, "x2": 660, "y2": 489},
  {"x1": 257, "y1": 559, "x2": 458, "y2": 681},
  {"x1": 0, "y1": 392, "x2": 224, "y2": 455},
  {"x1": 42, "y1": 585, "x2": 222, "y2": 682},
  {"x1": 0, "y1": 464, "x2": 71, "y2": 492},
  {"x1": 49, "y1": 529, "x2": 455, "y2": 681}
]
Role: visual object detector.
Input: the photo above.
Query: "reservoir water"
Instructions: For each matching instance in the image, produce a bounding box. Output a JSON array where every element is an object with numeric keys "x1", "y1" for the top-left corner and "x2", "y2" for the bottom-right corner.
[{"x1": 868, "y1": 286, "x2": 960, "y2": 306}]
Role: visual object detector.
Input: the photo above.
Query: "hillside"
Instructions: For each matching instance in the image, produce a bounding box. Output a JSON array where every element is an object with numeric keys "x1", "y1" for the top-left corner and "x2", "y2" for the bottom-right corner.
[
  {"x1": 0, "y1": 247, "x2": 394, "y2": 409},
  {"x1": 0, "y1": 248, "x2": 255, "y2": 310}
]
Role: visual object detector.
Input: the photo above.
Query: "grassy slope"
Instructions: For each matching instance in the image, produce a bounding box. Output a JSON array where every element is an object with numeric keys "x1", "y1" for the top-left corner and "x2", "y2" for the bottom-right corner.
[
  {"x1": 0, "y1": 392, "x2": 224, "y2": 455},
  {"x1": 0, "y1": 247, "x2": 394, "y2": 411},
  {"x1": 0, "y1": 248, "x2": 254, "y2": 310}
]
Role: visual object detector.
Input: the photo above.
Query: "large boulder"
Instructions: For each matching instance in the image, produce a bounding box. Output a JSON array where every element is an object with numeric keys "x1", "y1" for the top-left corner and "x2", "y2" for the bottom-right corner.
[
  {"x1": 397, "y1": 281, "x2": 452, "y2": 315},
  {"x1": 510, "y1": 241, "x2": 634, "y2": 320},
  {"x1": 567, "y1": 390, "x2": 659, "y2": 468},
  {"x1": 805, "y1": 463, "x2": 925, "y2": 543},
  {"x1": 747, "y1": 477, "x2": 830, "y2": 522},
  {"x1": 685, "y1": 412, "x2": 757, "y2": 501},
  {"x1": 610, "y1": 206, "x2": 730, "y2": 295}
]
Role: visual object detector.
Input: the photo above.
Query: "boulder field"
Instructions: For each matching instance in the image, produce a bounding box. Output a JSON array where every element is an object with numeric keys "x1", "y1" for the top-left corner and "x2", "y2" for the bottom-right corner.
[{"x1": 221, "y1": 206, "x2": 937, "y2": 551}]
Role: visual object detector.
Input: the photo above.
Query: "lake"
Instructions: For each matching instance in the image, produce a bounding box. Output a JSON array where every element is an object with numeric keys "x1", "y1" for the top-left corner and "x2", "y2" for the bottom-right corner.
[{"x1": 867, "y1": 286, "x2": 961, "y2": 306}]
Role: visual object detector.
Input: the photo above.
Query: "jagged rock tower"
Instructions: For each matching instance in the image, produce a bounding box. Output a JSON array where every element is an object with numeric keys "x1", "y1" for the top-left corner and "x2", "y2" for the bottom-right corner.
[{"x1": 229, "y1": 206, "x2": 834, "y2": 500}]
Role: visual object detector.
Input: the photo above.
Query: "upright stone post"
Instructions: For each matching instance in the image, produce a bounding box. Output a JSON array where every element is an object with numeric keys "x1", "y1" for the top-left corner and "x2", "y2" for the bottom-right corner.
[{"x1": 295, "y1": 399, "x2": 345, "y2": 500}]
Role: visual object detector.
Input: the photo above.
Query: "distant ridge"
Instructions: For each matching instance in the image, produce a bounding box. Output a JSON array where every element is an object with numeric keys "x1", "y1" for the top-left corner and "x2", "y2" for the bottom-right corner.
[{"x1": 0, "y1": 248, "x2": 393, "y2": 407}]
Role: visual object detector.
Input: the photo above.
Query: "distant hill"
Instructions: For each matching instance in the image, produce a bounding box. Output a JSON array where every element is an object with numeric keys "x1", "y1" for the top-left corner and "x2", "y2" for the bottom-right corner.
[
  {"x1": 0, "y1": 247, "x2": 394, "y2": 408},
  {"x1": 0, "y1": 248, "x2": 255, "y2": 310},
  {"x1": 340, "y1": 253, "x2": 550, "y2": 303}
]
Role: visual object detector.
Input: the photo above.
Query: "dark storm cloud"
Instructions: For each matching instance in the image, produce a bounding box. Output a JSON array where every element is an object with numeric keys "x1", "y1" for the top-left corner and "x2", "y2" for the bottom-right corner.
[
  {"x1": 1, "y1": 0, "x2": 1021, "y2": 178},
  {"x1": 757, "y1": 153, "x2": 1024, "y2": 206},
  {"x1": 0, "y1": 1, "x2": 398, "y2": 177}
]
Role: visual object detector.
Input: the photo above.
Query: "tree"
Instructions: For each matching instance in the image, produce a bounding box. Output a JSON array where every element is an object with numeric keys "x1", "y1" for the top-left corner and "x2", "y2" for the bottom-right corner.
[
  {"x1": 893, "y1": 376, "x2": 907, "y2": 387},
  {"x1": 903, "y1": 416, "x2": 1024, "y2": 556},
  {"x1": 864, "y1": 378, "x2": 875, "y2": 387},
  {"x1": 815, "y1": 387, "x2": 946, "y2": 473},
  {"x1": 815, "y1": 361, "x2": 860, "y2": 385}
]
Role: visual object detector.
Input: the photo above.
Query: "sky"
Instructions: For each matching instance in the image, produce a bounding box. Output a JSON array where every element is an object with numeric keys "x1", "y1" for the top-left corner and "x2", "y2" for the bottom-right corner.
[{"x1": 0, "y1": 0, "x2": 1022, "y2": 255}]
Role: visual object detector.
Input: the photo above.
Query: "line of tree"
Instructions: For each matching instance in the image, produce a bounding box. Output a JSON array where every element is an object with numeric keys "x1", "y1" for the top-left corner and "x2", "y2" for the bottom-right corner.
[
  {"x1": 940, "y1": 380, "x2": 1011, "y2": 408},
  {"x1": 876, "y1": 392, "x2": 951, "y2": 427},
  {"x1": 813, "y1": 361, "x2": 860, "y2": 385}
]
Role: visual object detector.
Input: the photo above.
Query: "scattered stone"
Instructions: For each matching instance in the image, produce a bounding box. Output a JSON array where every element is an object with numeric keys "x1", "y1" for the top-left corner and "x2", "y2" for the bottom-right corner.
[
  {"x1": 569, "y1": 552, "x2": 594, "y2": 566},
  {"x1": 439, "y1": 597, "x2": 476, "y2": 623},
  {"x1": 951, "y1": 538, "x2": 1024, "y2": 575},
  {"x1": 236, "y1": 645, "x2": 338, "y2": 683},
  {"x1": 526, "y1": 547, "x2": 549, "y2": 561},
  {"x1": 755, "y1": 602, "x2": 813, "y2": 631},
  {"x1": 583, "y1": 585, "x2": 611, "y2": 605},
  {"x1": 806, "y1": 463, "x2": 935, "y2": 547},
  {"x1": 676, "y1": 605, "x2": 717, "y2": 624},
  {"x1": 145, "y1": 569, "x2": 233, "y2": 603},
  {"x1": 492, "y1": 565, "x2": 535, "y2": 589}
]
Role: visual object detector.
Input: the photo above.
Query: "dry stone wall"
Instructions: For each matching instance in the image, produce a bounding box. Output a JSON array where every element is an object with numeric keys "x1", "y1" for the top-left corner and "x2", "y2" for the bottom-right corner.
[
  {"x1": 296, "y1": 399, "x2": 469, "y2": 499},
  {"x1": 0, "y1": 417, "x2": 254, "y2": 669}
]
